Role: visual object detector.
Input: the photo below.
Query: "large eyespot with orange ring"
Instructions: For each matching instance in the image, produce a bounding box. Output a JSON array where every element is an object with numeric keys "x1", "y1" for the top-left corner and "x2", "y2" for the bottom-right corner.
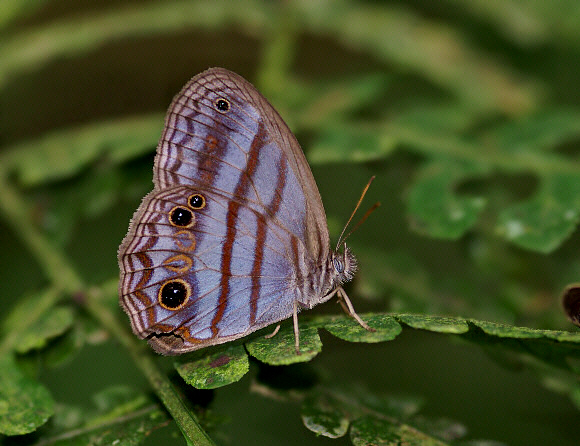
[
  {"x1": 158, "y1": 279, "x2": 191, "y2": 310},
  {"x1": 188, "y1": 193, "x2": 206, "y2": 210},
  {"x1": 169, "y1": 206, "x2": 194, "y2": 227},
  {"x1": 214, "y1": 98, "x2": 230, "y2": 113}
]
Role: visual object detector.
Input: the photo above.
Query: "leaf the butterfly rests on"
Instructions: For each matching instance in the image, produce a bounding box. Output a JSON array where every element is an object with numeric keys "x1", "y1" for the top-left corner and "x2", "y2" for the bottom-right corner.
[{"x1": 118, "y1": 68, "x2": 370, "y2": 355}]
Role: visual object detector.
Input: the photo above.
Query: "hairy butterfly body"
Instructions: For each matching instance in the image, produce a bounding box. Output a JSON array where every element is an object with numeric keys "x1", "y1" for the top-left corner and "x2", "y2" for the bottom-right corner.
[{"x1": 118, "y1": 68, "x2": 368, "y2": 355}]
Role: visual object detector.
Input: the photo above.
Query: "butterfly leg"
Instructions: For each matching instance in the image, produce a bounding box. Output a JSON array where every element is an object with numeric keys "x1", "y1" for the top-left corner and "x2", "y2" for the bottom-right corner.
[
  {"x1": 337, "y1": 288, "x2": 375, "y2": 332},
  {"x1": 264, "y1": 324, "x2": 281, "y2": 339},
  {"x1": 293, "y1": 300, "x2": 301, "y2": 355}
]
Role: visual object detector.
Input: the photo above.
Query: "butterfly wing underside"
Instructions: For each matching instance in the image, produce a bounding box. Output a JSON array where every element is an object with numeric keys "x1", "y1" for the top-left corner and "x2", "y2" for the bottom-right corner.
[{"x1": 118, "y1": 68, "x2": 332, "y2": 354}]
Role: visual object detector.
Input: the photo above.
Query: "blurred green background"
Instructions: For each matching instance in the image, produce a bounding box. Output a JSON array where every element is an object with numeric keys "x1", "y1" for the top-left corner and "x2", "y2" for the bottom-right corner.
[{"x1": 2, "y1": 1, "x2": 580, "y2": 445}]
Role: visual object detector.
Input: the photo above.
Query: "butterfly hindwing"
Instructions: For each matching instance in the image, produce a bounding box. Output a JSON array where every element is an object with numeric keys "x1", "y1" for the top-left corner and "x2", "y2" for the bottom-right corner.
[{"x1": 120, "y1": 185, "x2": 309, "y2": 354}]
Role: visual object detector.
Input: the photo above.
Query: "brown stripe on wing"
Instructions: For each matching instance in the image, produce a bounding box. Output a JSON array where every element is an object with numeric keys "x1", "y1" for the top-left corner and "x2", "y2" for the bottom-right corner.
[
  {"x1": 199, "y1": 134, "x2": 220, "y2": 184},
  {"x1": 123, "y1": 226, "x2": 157, "y2": 333},
  {"x1": 212, "y1": 122, "x2": 266, "y2": 336},
  {"x1": 120, "y1": 201, "x2": 173, "y2": 334},
  {"x1": 121, "y1": 211, "x2": 160, "y2": 297},
  {"x1": 157, "y1": 81, "x2": 203, "y2": 186},
  {"x1": 157, "y1": 77, "x2": 229, "y2": 189},
  {"x1": 249, "y1": 213, "x2": 266, "y2": 326},
  {"x1": 249, "y1": 153, "x2": 288, "y2": 324},
  {"x1": 160, "y1": 95, "x2": 200, "y2": 185}
]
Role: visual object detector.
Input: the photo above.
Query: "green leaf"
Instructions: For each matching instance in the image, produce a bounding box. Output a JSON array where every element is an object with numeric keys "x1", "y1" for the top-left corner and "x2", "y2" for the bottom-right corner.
[
  {"x1": 408, "y1": 160, "x2": 488, "y2": 239},
  {"x1": 458, "y1": 441, "x2": 509, "y2": 446},
  {"x1": 392, "y1": 104, "x2": 482, "y2": 135},
  {"x1": 298, "y1": 1, "x2": 537, "y2": 114},
  {"x1": 0, "y1": 289, "x2": 65, "y2": 355},
  {"x1": 490, "y1": 109, "x2": 580, "y2": 156},
  {"x1": 299, "y1": 73, "x2": 390, "y2": 128},
  {"x1": 308, "y1": 122, "x2": 397, "y2": 163},
  {"x1": 408, "y1": 415, "x2": 467, "y2": 442},
  {"x1": 40, "y1": 323, "x2": 88, "y2": 368},
  {"x1": 396, "y1": 314, "x2": 469, "y2": 334},
  {"x1": 470, "y1": 320, "x2": 547, "y2": 339},
  {"x1": 350, "y1": 416, "x2": 449, "y2": 446},
  {"x1": 301, "y1": 393, "x2": 349, "y2": 438},
  {"x1": 323, "y1": 313, "x2": 402, "y2": 343},
  {"x1": 390, "y1": 107, "x2": 580, "y2": 252},
  {"x1": 245, "y1": 324, "x2": 322, "y2": 365},
  {"x1": 175, "y1": 344, "x2": 249, "y2": 389},
  {"x1": 14, "y1": 306, "x2": 75, "y2": 354},
  {"x1": 170, "y1": 312, "x2": 580, "y2": 391},
  {"x1": 34, "y1": 168, "x2": 127, "y2": 246},
  {"x1": 299, "y1": 386, "x2": 458, "y2": 445},
  {"x1": 0, "y1": 354, "x2": 54, "y2": 435},
  {"x1": 297, "y1": 73, "x2": 395, "y2": 163},
  {"x1": 497, "y1": 173, "x2": 580, "y2": 252},
  {"x1": 1, "y1": 115, "x2": 162, "y2": 186},
  {"x1": 43, "y1": 386, "x2": 169, "y2": 446}
]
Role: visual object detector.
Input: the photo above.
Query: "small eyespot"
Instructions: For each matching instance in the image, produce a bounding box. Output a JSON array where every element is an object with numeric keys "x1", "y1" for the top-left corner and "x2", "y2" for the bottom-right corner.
[
  {"x1": 169, "y1": 206, "x2": 194, "y2": 227},
  {"x1": 188, "y1": 193, "x2": 206, "y2": 209},
  {"x1": 215, "y1": 98, "x2": 230, "y2": 112},
  {"x1": 159, "y1": 279, "x2": 191, "y2": 310}
]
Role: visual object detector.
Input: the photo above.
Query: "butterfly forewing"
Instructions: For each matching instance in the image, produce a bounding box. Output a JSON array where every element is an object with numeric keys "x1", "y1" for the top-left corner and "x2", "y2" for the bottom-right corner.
[{"x1": 155, "y1": 68, "x2": 330, "y2": 258}]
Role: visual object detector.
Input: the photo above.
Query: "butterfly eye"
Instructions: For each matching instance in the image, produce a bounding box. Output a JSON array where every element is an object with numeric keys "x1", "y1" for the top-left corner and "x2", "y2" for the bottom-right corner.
[
  {"x1": 158, "y1": 279, "x2": 191, "y2": 310},
  {"x1": 188, "y1": 193, "x2": 206, "y2": 209},
  {"x1": 215, "y1": 98, "x2": 230, "y2": 112},
  {"x1": 169, "y1": 207, "x2": 194, "y2": 227},
  {"x1": 333, "y1": 257, "x2": 345, "y2": 273}
]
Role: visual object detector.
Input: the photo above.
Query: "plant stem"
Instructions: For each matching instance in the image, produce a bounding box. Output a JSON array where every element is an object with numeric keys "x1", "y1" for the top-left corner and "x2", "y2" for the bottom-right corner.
[
  {"x1": 0, "y1": 171, "x2": 215, "y2": 445},
  {"x1": 86, "y1": 283, "x2": 216, "y2": 446},
  {"x1": 0, "y1": 173, "x2": 83, "y2": 293}
]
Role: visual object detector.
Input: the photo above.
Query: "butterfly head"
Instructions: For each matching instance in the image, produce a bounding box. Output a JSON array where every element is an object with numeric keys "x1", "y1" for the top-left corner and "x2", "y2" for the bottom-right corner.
[{"x1": 330, "y1": 245, "x2": 357, "y2": 286}]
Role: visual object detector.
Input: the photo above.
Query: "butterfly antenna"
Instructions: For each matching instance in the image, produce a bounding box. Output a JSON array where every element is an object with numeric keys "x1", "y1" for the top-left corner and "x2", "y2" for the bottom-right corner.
[
  {"x1": 336, "y1": 176, "x2": 379, "y2": 250},
  {"x1": 339, "y1": 201, "x2": 381, "y2": 248}
]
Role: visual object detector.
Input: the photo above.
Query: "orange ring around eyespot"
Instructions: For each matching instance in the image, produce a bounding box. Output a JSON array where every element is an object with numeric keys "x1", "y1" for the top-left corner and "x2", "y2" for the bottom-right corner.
[
  {"x1": 162, "y1": 254, "x2": 193, "y2": 273},
  {"x1": 188, "y1": 193, "x2": 206, "y2": 210},
  {"x1": 158, "y1": 278, "x2": 191, "y2": 311},
  {"x1": 214, "y1": 98, "x2": 231, "y2": 112},
  {"x1": 168, "y1": 206, "x2": 195, "y2": 228},
  {"x1": 173, "y1": 230, "x2": 196, "y2": 252}
]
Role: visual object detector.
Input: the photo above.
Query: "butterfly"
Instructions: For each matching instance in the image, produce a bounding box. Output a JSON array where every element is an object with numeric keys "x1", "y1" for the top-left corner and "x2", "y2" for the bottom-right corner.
[{"x1": 118, "y1": 67, "x2": 372, "y2": 355}]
